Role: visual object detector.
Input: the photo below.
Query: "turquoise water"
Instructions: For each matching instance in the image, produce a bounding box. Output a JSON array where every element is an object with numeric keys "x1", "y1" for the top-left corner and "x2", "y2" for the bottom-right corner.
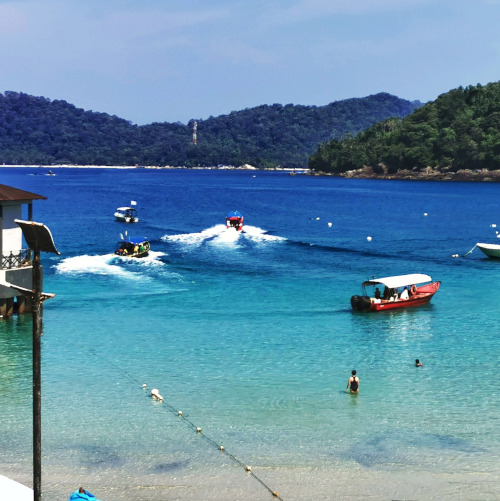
[{"x1": 0, "y1": 168, "x2": 499, "y2": 500}]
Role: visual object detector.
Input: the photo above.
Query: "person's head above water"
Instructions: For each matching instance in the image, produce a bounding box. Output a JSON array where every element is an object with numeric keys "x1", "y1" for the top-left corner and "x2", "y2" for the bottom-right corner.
[{"x1": 352, "y1": 370, "x2": 356, "y2": 376}]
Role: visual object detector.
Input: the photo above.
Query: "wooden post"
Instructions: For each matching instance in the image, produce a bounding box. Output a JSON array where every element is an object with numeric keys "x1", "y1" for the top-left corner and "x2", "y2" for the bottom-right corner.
[
  {"x1": 5, "y1": 297, "x2": 14, "y2": 316},
  {"x1": 32, "y1": 250, "x2": 42, "y2": 501}
]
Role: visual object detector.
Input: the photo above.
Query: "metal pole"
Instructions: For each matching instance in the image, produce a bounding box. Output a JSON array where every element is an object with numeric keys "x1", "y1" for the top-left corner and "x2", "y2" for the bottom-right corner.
[{"x1": 32, "y1": 250, "x2": 42, "y2": 501}]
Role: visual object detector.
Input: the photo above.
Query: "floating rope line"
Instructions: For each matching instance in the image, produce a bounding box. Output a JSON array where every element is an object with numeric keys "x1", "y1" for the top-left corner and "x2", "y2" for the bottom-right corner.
[
  {"x1": 88, "y1": 349, "x2": 284, "y2": 500},
  {"x1": 150, "y1": 387, "x2": 283, "y2": 500},
  {"x1": 463, "y1": 244, "x2": 477, "y2": 257}
]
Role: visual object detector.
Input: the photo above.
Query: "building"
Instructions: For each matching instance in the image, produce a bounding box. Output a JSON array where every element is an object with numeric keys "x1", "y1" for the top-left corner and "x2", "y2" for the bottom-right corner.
[{"x1": 0, "y1": 183, "x2": 47, "y2": 317}]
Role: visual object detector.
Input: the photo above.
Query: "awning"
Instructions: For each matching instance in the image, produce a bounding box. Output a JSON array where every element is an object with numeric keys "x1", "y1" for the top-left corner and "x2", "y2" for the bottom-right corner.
[{"x1": 362, "y1": 273, "x2": 432, "y2": 289}]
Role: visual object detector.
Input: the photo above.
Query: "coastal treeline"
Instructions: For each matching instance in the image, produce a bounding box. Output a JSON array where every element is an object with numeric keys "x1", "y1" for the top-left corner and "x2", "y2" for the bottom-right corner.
[
  {"x1": 0, "y1": 91, "x2": 419, "y2": 168},
  {"x1": 309, "y1": 82, "x2": 500, "y2": 174}
]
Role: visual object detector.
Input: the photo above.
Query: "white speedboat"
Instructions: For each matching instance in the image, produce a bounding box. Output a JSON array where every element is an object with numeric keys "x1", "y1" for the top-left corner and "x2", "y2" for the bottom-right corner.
[
  {"x1": 476, "y1": 242, "x2": 500, "y2": 258},
  {"x1": 114, "y1": 205, "x2": 139, "y2": 223}
]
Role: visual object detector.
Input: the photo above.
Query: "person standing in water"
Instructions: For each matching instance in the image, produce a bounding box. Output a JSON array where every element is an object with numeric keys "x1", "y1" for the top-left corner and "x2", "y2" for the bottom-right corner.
[
  {"x1": 415, "y1": 359, "x2": 423, "y2": 367},
  {"x1": 347, "y1": 370, "x2": 359, "y2": 393}
]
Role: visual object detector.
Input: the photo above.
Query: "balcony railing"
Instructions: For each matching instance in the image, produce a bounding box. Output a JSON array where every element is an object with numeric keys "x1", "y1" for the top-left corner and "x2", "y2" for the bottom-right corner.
[{"x1": 0, "y1": 249, "x2": 33, "y2": 270}]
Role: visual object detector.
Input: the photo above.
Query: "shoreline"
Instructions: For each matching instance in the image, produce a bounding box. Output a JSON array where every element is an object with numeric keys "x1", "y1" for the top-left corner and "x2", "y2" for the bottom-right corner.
[
  {"x1": 2, "y1": 164, "x2": 500, "y2": 181},
  {"x1": 318, "y1": 165, "x2": 500, "y2": 182},
  {"x1": 2, "y1": 462, "x2": 498, "y2": 501}
]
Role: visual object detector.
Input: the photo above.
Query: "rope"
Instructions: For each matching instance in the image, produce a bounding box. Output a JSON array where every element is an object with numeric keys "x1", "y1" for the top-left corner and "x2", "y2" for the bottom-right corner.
[
  {"x1": 89, "y1": 349, "x2": 284, "y2": 500},
  {"x1": 462, "y1": 244, "x2": 477, "y2": 257}
]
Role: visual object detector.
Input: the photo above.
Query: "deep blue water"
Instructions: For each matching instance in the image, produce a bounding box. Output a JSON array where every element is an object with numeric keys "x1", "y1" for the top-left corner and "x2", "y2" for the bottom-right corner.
[{"x1": 0, "y1": 167, "x2": 499, "y2": 500}]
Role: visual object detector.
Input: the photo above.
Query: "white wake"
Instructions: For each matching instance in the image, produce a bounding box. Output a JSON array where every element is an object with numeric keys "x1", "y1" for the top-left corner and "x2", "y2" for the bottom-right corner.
[{"x1": 162, "y1": 224, "x2": 285, "y2": 247}]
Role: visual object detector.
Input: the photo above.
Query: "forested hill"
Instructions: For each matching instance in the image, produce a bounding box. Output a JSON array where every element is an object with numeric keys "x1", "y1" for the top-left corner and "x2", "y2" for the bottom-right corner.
[
  {"x1": 309, "y1": 81, "x2": 500, "y2": 175},
  {"x1": 0, "y1": 91, "x2": 420, "y2": 168}
]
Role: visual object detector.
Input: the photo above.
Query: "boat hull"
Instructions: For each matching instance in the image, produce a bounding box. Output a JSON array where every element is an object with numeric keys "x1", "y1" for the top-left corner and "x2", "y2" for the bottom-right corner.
[
  {"x1": 351, "y1": 281, "x2": 441, "y2": 312},
  {"x1": 115, "y1": 250, "x2": 149, "y2": 258},
  {"x1": 114, "y1": 214, "x2": 139, "y2": 223},
  {"x1": 477, "y1": 243, "x2": 500, "y2": 258}
]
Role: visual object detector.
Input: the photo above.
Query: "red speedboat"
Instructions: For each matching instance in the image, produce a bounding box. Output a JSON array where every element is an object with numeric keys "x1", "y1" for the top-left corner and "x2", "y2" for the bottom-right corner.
[
  {"x1": 225, "y1": 210, "x2": 244, "y2": 231},
  {"x1": 351, "y1": 273, "x2": 440, "y2": 312}
]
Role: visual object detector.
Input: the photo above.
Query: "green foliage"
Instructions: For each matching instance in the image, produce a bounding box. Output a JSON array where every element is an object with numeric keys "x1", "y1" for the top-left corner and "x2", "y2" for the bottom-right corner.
[
  {"x1": 309, "y1": 81, "x2": 500, "y2": 173},
  {"x1": 0, "y1": 91, "x2": 419, "y2": 168}
]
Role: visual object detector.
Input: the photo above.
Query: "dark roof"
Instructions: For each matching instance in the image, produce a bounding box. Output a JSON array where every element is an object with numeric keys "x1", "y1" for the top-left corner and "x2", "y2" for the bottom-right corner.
[{"x1": 0, "y1": 184, "x2": 46, "y2": 202}]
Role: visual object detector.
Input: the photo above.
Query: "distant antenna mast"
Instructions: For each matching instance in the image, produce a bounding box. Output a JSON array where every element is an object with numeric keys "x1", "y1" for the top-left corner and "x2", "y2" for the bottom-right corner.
[{"x1": 192, "y1": 121, "x2": 197, "y2": 145}]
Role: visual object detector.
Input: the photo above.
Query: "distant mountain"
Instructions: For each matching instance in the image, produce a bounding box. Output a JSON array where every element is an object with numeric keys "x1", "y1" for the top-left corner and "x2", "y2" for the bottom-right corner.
[
  {"x1": 0, "y1": 91, "x2": 421, "y2": 168},
  {"x1": 309, "y1": 81, "x2": 500, "y2": 174}
]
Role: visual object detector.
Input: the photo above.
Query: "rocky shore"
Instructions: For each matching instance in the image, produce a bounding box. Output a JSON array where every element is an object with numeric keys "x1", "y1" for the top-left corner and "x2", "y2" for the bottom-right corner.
[{"x1": 333, "y1": 165, "x2": 500, "y2": 182}]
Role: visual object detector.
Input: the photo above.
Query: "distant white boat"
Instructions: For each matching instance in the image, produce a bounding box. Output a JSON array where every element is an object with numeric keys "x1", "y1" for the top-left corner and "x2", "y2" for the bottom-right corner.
[
  {"x1": 476, "y1": 242, "x2": 500, "y2": 258},
  {"x1": 114, "y1": 201, "x2": 139, "y2": 223}
]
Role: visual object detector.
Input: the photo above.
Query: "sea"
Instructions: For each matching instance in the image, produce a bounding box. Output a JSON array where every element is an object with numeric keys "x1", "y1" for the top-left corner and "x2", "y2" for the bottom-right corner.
[{"x1": 0, "y1": 167, "x2": 499, "y2": 501}]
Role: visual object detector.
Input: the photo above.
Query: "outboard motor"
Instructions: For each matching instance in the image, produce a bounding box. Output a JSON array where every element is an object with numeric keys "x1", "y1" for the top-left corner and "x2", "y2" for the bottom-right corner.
[{"x1": 350, "y1": 295, "x2": 372, "y2": 311}]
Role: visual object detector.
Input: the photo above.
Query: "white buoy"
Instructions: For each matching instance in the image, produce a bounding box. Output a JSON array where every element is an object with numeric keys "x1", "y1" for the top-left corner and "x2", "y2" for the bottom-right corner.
[
  {"x1": 142, "y1": 384, "x2": 146, "y2": 389},
  {"x1": 178, "y1": 410, "x2": 183, "y2": 416},
  {"x1": 219, "y1": 445, "x2": 225, "y2": 451},
  {"x1": 424, "y1": 213, "x2": 428, "y2": 216},
  {"x1": 245, "y1": 465, "x2": 252, "y2": 472},
  {"x1": 452, "y1": 254, "x2": 459, "y2": 258},
  {"x1": 316, "y1": 217, "x2": 320, "y2": 220},
  {"x1": 196, "y1": 427, "x2": 202, "y2": 433},
  {"x1": 491, "y1": 224, "x2": 497, "y2": 227},
  {"x1": 367, "y1": 236, "x2": 372, "y2": 241},
  {"x1": 328, "y1": 222, "x2": 332, "y2": 227},
  {"x1": 497, "y1": 234, "x2": 500, "y2": 239},
  {"x1": 151, "y1": 389, "x2": 163, "y2": 401}
]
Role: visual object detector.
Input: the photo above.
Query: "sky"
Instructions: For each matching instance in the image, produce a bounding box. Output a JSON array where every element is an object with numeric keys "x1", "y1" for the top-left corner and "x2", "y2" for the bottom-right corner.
[{"x1": 1, "y1": 0, "x2": 500, "y2": 125}]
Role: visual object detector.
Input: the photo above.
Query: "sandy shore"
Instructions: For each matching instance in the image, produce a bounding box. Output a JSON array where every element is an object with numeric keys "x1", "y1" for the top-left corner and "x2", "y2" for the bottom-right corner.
[{"x1": 2, "y1": 462, "x2": 499, "y2": 500}]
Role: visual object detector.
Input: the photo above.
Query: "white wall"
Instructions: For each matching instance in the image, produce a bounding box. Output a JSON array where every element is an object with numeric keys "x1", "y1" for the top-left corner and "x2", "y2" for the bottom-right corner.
[{"x1": 1, "y1": 205, "x2": 23, "y2": 254}]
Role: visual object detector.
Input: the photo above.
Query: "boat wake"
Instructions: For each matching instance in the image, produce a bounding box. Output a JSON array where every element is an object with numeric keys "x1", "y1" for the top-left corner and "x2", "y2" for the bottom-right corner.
[
  {"x1": 162, "y1": 224, "x2": 286, "y2": 248},
  {"x1": 54, "y1": 251, "x2": 167, "y2": 280}
]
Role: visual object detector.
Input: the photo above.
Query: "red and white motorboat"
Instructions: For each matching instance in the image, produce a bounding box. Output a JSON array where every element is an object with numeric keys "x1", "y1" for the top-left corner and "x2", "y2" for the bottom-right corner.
[
  {"x1": 225, "y1": 210, "x2": 244, "y2": 231},
  {"x1": 351, "y1": 273, "x2": 440, "y2": 312}
]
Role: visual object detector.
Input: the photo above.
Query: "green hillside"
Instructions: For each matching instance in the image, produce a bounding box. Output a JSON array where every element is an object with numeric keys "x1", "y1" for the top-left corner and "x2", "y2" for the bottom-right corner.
[
  {"x1": 309, "y1": 82, "x2": 500, "y2": 174},
  {"x1": 0, "y1": 91, "x2": 420, "y2": 168}
]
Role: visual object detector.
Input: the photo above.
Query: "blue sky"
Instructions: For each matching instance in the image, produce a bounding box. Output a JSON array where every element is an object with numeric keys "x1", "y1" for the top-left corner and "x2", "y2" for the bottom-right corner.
[{"x1": 1, "y1": 0, "x2": 499, "y2": 125}]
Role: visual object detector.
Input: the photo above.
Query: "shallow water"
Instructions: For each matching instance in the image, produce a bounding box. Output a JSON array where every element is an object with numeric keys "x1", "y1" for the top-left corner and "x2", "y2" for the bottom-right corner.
[{"x1": 0, "y1": 167, "x2": 499, "y2": 500}]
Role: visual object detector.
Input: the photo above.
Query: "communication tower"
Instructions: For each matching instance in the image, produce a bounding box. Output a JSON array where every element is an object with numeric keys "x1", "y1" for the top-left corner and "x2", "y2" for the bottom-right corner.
[{"x1": 192, "y1": 121, "x2": 197, "y2": 145}]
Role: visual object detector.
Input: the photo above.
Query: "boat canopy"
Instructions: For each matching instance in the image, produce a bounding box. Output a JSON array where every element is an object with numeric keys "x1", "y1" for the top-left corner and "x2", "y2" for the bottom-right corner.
[
  {"x1": 362, "y1": 273, "x2": 432, "y2": 289},
  {"x1": 118, "y1": 236, "x2": 148, "y2": 245},
  {"x1": 226, "y1": 210, "x2": 242, "y2": 219},
  {"x1": 116, "y1": 207, "x2": 137, "y2": 212}
]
